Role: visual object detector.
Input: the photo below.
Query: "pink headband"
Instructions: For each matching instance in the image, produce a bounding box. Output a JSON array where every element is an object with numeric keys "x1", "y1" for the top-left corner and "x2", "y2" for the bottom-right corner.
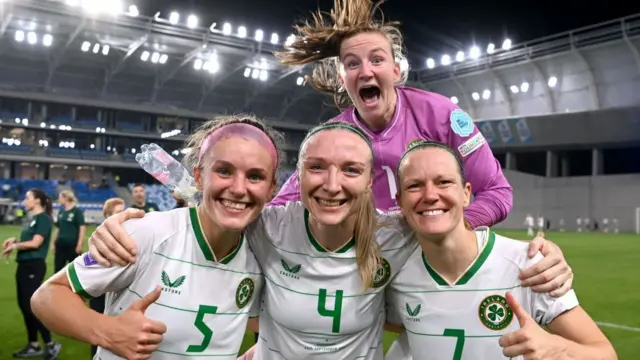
[{"x1": 198, "y1": 123, "x2": 278, "y2": 169}]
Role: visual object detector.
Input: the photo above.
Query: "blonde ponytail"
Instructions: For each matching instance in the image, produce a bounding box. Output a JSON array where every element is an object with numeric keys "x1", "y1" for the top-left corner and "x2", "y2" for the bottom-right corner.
[{"x1": 353, "y1": 189, "x2": 382, "y2": 290}]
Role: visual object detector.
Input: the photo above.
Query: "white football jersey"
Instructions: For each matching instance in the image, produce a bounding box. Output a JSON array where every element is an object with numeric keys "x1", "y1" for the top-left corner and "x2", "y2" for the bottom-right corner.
[
  {"x1": 385, "y1": 227, "x2": 579, "y2": 360},
  {"x1": 246, "y1": 202, "x2": 416, "y2": 360},
  {"x1": 67, "y1": 207, "x2": 263, "y2": 360}
]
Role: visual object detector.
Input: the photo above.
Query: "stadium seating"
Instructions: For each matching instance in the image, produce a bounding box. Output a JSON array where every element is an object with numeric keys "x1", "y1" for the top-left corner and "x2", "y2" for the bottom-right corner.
[
  {"x1": 70, "y1": 181, "x2": 117, "y2": 203},
  {"x1": 0, "y1": 143, "x2": 34, "y2": 155}
]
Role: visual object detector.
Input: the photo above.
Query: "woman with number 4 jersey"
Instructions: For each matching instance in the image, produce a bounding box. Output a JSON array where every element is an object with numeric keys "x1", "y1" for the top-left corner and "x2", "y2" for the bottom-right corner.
[
  {"x1": 85, "y1": 123, "x2": 573, "y2": 360},
  {"x1": 385, "y1": 141, "x2": 617, "y2": 360},
  {"x1": 30, "y1": 115, "x2": 284, "y2": 360}
]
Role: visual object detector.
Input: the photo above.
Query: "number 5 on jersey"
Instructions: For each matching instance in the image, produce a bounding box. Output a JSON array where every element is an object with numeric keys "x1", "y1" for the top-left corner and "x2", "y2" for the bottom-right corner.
[
  {"x1": 317, "y1": 288, "x2": 343, "y2": 333},
  {"x1": 187, "y1": 305, "x2": 218, "y2": 353}
]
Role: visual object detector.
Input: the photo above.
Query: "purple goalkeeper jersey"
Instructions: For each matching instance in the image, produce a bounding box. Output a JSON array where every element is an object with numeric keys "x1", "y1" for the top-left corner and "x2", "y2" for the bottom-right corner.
[{"x1": 271, "y1": 86, "x2": 513, "y2": 228}]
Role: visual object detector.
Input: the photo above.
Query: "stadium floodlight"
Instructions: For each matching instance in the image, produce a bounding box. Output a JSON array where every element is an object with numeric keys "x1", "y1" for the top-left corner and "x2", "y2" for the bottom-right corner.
[
  {"x1": 105, "y1": 0, "x2": 124, "y2": 16},
  {"x1": 251, "y1": 68, "x2": 260, "y2": 79},
  {"x1": 92, "y1": 43, "x2": 100, "y2": 54},
  {"x1": 27, "y1": 32, "x2": 37, "y2": 45},
  {"x1": 159, "y1": 54, "x2": 168, "y2": 64},
  {"x1": 270, "y1": 33, "x2": 279, "y2": 44},
  {"x1": 102, "y1": 44, "x2": 110, "y2": 55},
  {"x1": 222, "y1": 22, "x2": 232, "y2": 35},
  {"x1": 238, "y1": 26, "x2": 247, "y2": 38},
  {"x1": 127, "y1": 5, "x2": 139, "y2": 17},
  {"x1": 441, "y1": 54, "x2": 451, "y2": 66},
  {"x1": 151, "y1": 52, "x2": 160, "y2": 63},
  {"x1": 141, "y1": 50, "x2": 150, "y2": 61},
  {"x1": 510, "y1": 85, "x2": 519, "y2": 94},
  {"x1": 455, "y1": 51, "x2": 465, "y2": 62},
  {"x1": 426, "y1": 58, "x2": 435, "y2": 69},
  {"x1": 90, "y1": 144, "x2": 95, "y2": 149},
  {"x1": 520, "y1": 81, "x2": 529, "y2": 92},
  {"x1": 487, "y1": 43, "x2": 495, "y2": 54},
  {"x1": 14, "y1": 30, "x2": 24, "y2": 42},
  {"x1": 81, "y1": 41, "x2": 90, "y2": 52},
  {"x1": 81, "y1": 0, "x2": 101, "y2": 14},
  {"x1": 243, "y1": 68, "x2": 251, "y2": 77},
  {"x1": 40, "y1": 122, "x2": 46, "y2": 128},
  {"x1": 202, "y1": 60, "x2": 220, "y2": 74},
  {"x1": 482, "y1": 89, "x2": 491, "y2": 100},
  {"x1": 169, "y1": 12, "x2": 180, "y2": 25},
  {"x1": 255, "y1": 29, "x2": 264, "y2": 42},
  {"x1": 259, "y1": 70, "x2": 268, "y2": 81},
  {"x1": 43, "y1": 34, "x2": 53, "y2": 47},
  {"x1": 194, "y1": 59, "x2": 203, "y2": 70},
  {"x1": 296, "y1": 76, "x2": 304, "y2": 86},
  {"x1": 285, "y1": 34, "x2": 295, "y2": 47},
  {"x1": 502, "y1": 38, "x2": 512, "y2": 50},
  {"x1": 450, "y1": 96, "x2": 459, "y2": 104},
  {"x1": 469, "y1": 46, "x2": 481, "y2": 59},
  {"x1": 187, "y1": 14, "x2": 198, "y2": 29},
  {"x1": 548, "y1": 76, "x2": 558, "y2": 88},
  {"x1": 471, "y1": 92, "x2": 480, "y2": 101}
]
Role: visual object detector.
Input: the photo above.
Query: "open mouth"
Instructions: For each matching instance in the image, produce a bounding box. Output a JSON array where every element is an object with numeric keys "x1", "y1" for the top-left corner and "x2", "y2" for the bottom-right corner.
[
  {"x1": 358, "y1": 85, "x2": 381, "y2": 105},
  {"x1": 314, "y1": 198, "x2": 348, "y2": 208},
  {"x1": 218, "y1": 199, "x2": 251, "y2": 212},
  {"x1": 417, "y1": 209, "x2": 448, "y2": 216}
]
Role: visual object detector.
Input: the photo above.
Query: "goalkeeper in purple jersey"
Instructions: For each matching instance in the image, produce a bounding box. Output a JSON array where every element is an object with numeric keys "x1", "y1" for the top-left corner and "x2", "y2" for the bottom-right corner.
[{"x1": 274, "y1": 7, "x2": 505, "y2": 227}]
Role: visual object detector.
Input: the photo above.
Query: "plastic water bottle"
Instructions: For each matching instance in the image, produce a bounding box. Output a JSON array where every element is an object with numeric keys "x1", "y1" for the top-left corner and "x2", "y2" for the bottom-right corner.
[{"x1": 135, "y1": 144, "x2": 201, "y2": 204}]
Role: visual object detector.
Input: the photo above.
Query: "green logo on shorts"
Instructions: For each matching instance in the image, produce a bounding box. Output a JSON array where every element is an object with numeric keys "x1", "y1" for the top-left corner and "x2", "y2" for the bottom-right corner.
[
  {"x1": 235, "y1": 278, "x2": 255, "y2": 309},
  {"x1": 478, "y1": 294, "x2": 513, "y2": 330},
  {"x1": 371, "y1": 258, "x2": 391, "y2": 288}
]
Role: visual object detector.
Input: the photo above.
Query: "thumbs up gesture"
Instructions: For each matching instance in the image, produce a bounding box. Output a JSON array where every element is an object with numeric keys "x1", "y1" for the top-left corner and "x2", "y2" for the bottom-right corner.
[
  {"x1": 498, "y1": 292, "x2": 562, "y2": 359},
  {"x1": 102, "y1": 287, "x2": 168, "y2": 360}
]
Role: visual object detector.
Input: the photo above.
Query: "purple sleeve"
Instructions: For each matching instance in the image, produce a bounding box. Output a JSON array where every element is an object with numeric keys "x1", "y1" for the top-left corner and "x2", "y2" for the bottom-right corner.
[
  {"x1": 443, "y1": 109, "x2": 513, "y2": 228},
  {"x1": 269, "y1": 170, "x2": 302, "y2": 206}
]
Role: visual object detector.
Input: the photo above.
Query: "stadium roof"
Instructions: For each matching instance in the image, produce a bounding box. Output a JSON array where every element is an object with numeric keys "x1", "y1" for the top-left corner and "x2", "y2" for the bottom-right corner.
[{"x1": 1, "y1": 0, "x2": 639, "y2": 129}]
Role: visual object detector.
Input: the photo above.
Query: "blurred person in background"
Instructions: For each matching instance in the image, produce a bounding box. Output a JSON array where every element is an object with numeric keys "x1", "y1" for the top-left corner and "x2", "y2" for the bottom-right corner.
[
  {"x1": 129, "y1": 183, "x2": 159, "y2": 212},
  {"x1": 52, "y1": 190, "x2": 86, "y2": 272},
  {"x1": 88, "y1": 197, "x2": 126, "y2": 359},
  {"x1": 172, "y1": 190, "x2": 187, "y2": 208},
  {"x1": 2, "y1": 188, "x2": 62, "y2": 360}
]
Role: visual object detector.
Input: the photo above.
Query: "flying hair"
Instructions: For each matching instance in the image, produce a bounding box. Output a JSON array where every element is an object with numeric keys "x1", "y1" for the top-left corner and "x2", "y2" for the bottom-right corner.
[{"x1": 274, "y1": 0, "x2": 409, "y2": 110}]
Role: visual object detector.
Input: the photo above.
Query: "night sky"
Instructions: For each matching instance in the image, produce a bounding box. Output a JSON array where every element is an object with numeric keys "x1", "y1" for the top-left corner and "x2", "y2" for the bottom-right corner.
[{"x1": 138, "y1": 0, "x2": 640, "y2": 65}]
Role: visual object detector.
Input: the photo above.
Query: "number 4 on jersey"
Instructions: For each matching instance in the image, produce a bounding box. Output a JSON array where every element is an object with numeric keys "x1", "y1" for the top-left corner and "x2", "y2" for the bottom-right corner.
[{"x1": 317, "y1": 288, "x2": 344, "y2": 333}]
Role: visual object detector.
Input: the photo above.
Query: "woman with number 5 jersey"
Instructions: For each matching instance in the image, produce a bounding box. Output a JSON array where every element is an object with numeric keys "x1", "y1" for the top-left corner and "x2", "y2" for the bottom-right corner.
[
  {"x1": 82, "y1": 123, "x2": 573, "y2": 360},
  {"x1": 30, "y1": 115, "x2": 284, "y2": 360}
]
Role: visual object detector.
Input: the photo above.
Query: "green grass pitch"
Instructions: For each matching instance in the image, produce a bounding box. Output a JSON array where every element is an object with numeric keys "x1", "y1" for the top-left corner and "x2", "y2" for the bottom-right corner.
[{"x1": 0, "y1": 226, "x2": 637, "y2": 359}]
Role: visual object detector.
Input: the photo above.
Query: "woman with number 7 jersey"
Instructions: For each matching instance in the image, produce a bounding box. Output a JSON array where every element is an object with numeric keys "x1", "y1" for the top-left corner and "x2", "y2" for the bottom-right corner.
[
  {"x1": 81, "y1": 122, "x2": 572, "y2": 360},
  {"x1": 385, "y1": 141, "x2": 616, "y2": 360},
  {"x1": 30, "y1": 115, "x2": 285, "y2": 360}
]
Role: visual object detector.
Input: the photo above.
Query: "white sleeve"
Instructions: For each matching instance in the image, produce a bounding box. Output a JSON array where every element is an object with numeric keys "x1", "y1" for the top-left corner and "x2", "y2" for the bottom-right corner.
[
  {"x1": 248, "y1": 276, "x2": 264, "y2": 318},
  {"x1": 66, "y1": 217, "x2": 154, "y2": 299},
  {"x1": 384, "y1": 286, "x2": 404, "y2": 326},
  {"x1": 525, "y1": 253, "x2": 580, "y2": 326}
]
